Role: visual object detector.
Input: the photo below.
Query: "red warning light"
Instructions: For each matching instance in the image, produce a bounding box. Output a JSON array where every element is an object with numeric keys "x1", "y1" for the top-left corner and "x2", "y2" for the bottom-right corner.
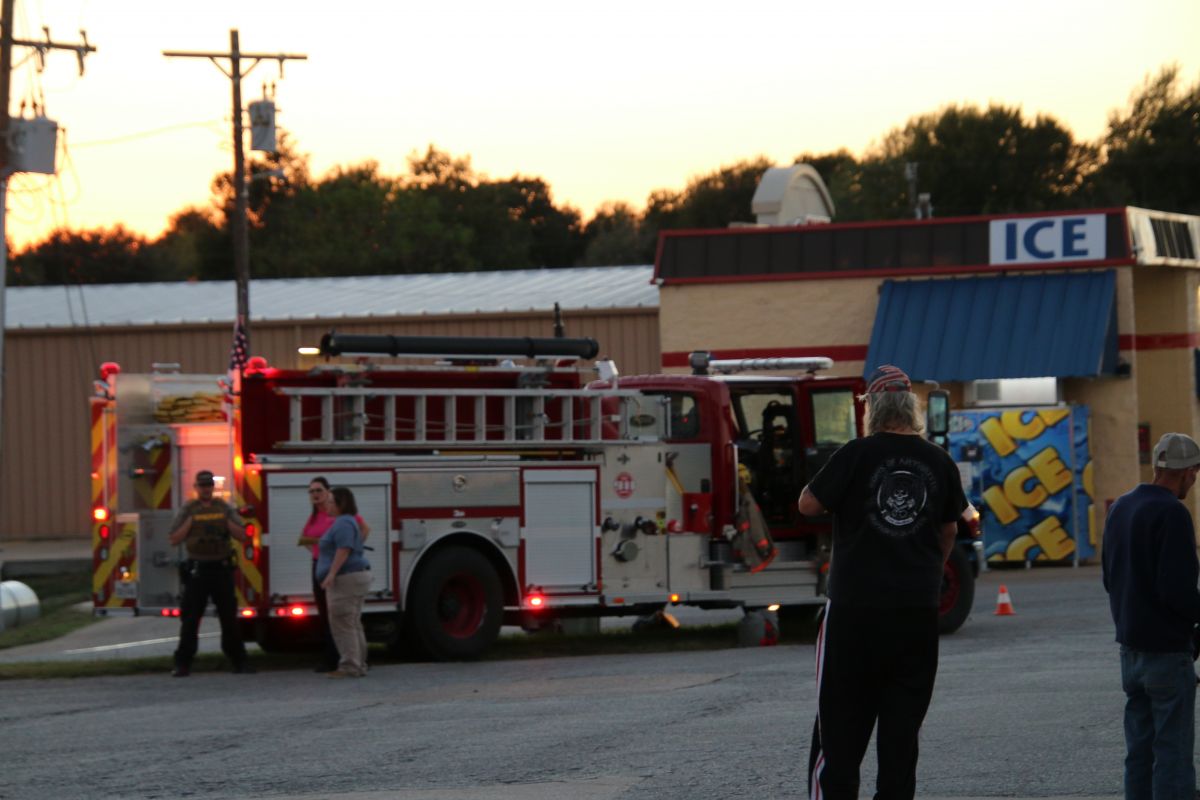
[
  {"x1": 98, "y1": 525, "x2": 111, "y2": 541},
  {"x1": 289, "y1": 605, "x2": 306, "y2": 617},
  {"x1": 160, "y1": 609, "x2": 170, "y2": 617},
  {"x1": 93, "y1": 507, "x2": 109, "y2": 522},
  {"x1": 239, "y1": 608, "x2": 256, "y2": 618},
  {"x1": 171, "y1": 608, "x2": 181, "y2": 617},
  {"x1": 528, "y1": 595, "x2": 545, "y2": 609}
]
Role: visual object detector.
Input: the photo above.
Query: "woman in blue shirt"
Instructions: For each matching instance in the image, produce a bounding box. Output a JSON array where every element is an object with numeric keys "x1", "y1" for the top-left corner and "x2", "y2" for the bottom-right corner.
[{"x1": 317, "y1": 487, "x2": 372, "y2": 677}]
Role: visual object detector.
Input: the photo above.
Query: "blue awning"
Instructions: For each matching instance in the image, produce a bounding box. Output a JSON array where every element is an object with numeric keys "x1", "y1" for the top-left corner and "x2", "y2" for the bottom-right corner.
[{"x1": 865, "y1": 271, "x2": 1118, "y2": 382}]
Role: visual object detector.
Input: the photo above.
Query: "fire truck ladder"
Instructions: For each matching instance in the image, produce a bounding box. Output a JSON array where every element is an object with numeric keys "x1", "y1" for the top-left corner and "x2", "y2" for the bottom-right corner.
[{"x1": 276, "y1": 386, "x2": 657, "y2": 448}]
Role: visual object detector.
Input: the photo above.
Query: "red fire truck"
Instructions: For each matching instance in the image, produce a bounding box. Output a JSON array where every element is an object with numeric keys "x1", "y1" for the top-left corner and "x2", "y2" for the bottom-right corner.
[{"x1": 90, "y1": 333, "x2": 978, "y2": 660}]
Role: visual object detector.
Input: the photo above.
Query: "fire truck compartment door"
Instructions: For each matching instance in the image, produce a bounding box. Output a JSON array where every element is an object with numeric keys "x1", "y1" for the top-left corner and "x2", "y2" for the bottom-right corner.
[
  {"x1": 266, "y1": 471, "x2": 392, "y2": 598},
  {"x1": 522, "y1": 470, "x2": 597, "y2": 591},
  {"x1": 133, "y1": 509, "x2": 183, "y2": 609}
]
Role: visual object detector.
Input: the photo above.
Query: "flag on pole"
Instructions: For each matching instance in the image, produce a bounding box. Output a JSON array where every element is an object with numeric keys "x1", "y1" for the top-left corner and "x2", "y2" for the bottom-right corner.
[{"x1": 229, "y1": 317, "x2": 249, "y2": 373}]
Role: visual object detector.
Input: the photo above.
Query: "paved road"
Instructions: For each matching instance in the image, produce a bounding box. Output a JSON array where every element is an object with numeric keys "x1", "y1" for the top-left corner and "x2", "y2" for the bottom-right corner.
[{"x1": 0, "y1": 565, "x2": 1127, "y2": 800}]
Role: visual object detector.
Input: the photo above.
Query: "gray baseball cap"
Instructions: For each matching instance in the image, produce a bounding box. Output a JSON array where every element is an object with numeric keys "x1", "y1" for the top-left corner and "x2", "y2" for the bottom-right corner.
[{"x1": 1153, "y1": 433, "x2": 1200, "y2": 469}]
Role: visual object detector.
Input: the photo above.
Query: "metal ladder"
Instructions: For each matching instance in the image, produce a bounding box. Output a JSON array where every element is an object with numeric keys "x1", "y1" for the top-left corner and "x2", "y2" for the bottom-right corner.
[{"x1": 275, "y1": 386, "x2": 657, "y2": 448}]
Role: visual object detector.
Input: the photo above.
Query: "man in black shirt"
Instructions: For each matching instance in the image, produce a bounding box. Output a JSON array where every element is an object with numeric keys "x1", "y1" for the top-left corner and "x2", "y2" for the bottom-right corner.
[
  {"x1": 1103, "y1": 432, "x2": 1200, "y2": 800},
  {"x1": 798, "y1": 364, "x2": 966, "y2": 800}
]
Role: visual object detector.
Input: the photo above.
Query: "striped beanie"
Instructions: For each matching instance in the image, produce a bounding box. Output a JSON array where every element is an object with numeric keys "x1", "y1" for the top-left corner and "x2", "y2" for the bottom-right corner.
[{"x1": 865, "y1": 364, "x2": 911, "y2": 394}]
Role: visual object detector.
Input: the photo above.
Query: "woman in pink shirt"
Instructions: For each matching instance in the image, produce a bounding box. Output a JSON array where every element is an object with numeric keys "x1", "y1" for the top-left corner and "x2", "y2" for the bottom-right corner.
[{"x1": 297, "y1": 477, "x2": 370, "y2": 671}]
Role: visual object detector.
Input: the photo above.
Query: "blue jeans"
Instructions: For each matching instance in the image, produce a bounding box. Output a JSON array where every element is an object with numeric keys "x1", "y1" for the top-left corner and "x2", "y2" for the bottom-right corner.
[{"x1": 1120, "y1": 647, "x2": 1196, "y2": 800}]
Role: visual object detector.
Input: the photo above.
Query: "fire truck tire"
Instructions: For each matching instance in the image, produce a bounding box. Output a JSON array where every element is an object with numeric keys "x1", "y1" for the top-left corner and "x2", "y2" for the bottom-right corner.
[
  {"x1": 406, "y1": 546, "x2": 503, "y2": 661},
  {"x1": 938, "y1": 545, "x2": 974, "y2": 635}
]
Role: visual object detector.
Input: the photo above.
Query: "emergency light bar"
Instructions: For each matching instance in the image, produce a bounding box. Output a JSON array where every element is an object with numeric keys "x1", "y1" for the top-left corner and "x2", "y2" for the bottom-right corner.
[
  {"x1": 689, "y1": 351, "x2": 833, "y2": 375},
  {"x1": 317, "y1": 332, "x2": 600, "y2": 361}
]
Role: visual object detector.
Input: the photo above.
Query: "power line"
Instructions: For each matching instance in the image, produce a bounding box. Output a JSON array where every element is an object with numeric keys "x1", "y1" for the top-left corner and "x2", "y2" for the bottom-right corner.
[{"x1": 72, "y1": 118, "x2": 225, "y2": 148}]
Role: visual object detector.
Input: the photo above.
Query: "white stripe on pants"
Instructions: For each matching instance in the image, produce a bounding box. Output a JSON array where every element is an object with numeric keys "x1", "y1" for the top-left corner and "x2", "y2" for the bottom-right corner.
[{"x1": 327, "y1": 570, "x2": 371, "y2": 676}]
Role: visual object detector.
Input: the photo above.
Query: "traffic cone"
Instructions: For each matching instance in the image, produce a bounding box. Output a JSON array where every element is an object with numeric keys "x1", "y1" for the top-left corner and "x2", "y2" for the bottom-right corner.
[{"x1": 994, "y1": 584, "x2": 1015, "y2": 616}]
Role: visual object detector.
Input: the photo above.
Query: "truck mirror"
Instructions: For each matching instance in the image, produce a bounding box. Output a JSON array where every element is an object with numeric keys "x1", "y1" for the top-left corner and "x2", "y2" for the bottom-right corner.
[{"x1": 927, "y1": 390, "x2": 950, "y2": 440}]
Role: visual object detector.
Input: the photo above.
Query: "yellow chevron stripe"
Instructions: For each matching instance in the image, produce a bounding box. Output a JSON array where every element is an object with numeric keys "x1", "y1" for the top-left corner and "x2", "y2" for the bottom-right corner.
[
  {"x1": 150, "y1": 463, "x2": 173, "y2": 509},
  {"x1": 91, "y1": 415, "x2": 102, "y2": 457},
  {"x1": 105, "y1": 416, "x2": 117, "y2": 501},
  {"x1": 93, "y1": 523, "x2": 136, "y2": 594},
  {"x1": 236, "y1": 550, "x2": 263, "y2": 594},
  {"x1": 91, "y1": 415, "x2": 104, "y2": 504},
  {"x1": 245, "y1": 470, "x2": 262, "y2": 504}
]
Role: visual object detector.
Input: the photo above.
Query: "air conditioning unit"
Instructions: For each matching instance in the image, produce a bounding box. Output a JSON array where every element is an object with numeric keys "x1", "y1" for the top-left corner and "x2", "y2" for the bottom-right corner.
[{"x1": 964, "y1": 377, "x2": 1059, "y2": 407}]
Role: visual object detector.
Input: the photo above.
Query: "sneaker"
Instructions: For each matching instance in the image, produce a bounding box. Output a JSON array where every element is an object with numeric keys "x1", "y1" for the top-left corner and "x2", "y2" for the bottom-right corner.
[
  {"x1": 231, "y1": 663, "x2": 256, "y2": 674},
  {"x1": 172, "y1": 666, "x2": 190, "y2": 678}
]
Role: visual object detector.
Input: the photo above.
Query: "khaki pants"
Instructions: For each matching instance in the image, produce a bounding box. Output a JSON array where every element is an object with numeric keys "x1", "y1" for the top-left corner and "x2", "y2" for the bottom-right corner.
[{"x1": 326, "y1": 570, "x2": 371, "y2": 676}]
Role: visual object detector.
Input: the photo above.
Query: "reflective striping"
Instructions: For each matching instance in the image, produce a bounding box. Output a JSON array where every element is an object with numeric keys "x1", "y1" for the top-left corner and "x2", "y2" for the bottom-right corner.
[
  {"x1": 93, "y1": 522, "x2": 135, "y2": 594},
  {"x1": 244, "y1": 468, "x2": 262, "y2": 505},
  {"x1": 236, "y1": 550, "x2": 263, "y2": 594},
  {"x1": 132, "y1": 440, "x2": 173, "y2": 509}
]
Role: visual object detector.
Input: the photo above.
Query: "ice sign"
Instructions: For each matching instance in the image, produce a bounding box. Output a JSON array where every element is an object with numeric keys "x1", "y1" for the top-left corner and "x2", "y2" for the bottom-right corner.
[{"x1": 989, "y1": 214, "x2": 1105, "y2": 265}]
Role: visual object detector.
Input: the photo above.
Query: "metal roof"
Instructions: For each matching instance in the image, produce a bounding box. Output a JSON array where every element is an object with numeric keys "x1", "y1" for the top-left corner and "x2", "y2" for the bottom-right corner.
[
  {"x1": 6, "y1": 266, "x2": 657, "y2": 330},
  {"x1": 865, "y1": 271, "x2": 1119, "y2": 382}
]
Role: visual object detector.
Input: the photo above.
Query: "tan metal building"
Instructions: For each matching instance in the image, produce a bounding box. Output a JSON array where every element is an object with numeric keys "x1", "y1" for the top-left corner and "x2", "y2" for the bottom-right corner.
[{"x1": 3, "y1": 266, "x2": 659, "y2": 542}]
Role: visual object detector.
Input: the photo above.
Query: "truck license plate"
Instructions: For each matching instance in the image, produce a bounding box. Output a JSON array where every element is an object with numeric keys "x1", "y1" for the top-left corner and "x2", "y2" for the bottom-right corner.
[{"x1": 114, "y1": 581, "x2": 138, "y2": 599}]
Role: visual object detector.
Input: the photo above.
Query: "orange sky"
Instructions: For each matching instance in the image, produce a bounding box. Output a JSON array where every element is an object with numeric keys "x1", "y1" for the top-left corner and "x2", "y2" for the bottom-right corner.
[{"x1": 6, "y1": 0, "x2": 1200, "y2": 250}]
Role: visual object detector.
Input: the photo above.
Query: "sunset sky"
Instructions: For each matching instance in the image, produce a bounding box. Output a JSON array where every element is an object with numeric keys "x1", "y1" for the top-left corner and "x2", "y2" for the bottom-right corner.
[{"x1": 6, "y1": 0, "x2": 1200, "y2": 249}]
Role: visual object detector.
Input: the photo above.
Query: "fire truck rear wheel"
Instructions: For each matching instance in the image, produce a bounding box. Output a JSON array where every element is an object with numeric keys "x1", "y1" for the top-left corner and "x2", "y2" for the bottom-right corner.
[
  {"x1": 938, "y1": 545, "x2": 974, "y2": 635},
  {"x1": 406, "y1": 546, "x2": 503, "y2": 661}
]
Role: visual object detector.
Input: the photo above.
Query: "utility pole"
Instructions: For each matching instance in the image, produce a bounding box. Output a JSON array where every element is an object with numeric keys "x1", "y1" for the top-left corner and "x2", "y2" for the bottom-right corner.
[
  {"x1": 162, "y1": 31, "x2": 305, "y2": 359},
  {"x1": 0, "y1": 1, "x2": 93, "y2": 621}
]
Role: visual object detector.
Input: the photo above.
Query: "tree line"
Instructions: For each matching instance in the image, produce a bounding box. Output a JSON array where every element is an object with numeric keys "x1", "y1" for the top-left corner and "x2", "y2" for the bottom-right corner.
[{"x1": 9, "y1": 65, "x2": 1199, "y2": 286}]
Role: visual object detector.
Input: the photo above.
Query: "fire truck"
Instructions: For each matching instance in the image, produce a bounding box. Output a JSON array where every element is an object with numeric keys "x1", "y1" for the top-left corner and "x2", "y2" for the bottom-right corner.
[{"x1": 90, "y1": 333, "x2": 979, "y2": 661}]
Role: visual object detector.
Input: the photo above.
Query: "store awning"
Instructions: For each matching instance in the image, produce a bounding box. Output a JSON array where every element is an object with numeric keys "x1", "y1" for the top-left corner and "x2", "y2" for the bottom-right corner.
[{"x1": 865, "y1": 270, "x2": 1119, "y2": 382}]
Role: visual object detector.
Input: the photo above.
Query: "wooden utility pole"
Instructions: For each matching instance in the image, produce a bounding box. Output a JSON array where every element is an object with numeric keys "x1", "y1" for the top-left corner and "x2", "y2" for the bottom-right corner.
[
  {"x1": 0, "y1": 1, "x2": 93, "y2": 618},
  {"x1": 163, "y1": 31, "x2": 306, "y2": 357}
]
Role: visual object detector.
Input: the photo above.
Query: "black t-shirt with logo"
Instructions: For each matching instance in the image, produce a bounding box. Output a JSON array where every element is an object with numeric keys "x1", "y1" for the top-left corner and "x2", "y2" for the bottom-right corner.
[
  {"x1": 172, "y1": 499, "x2": 243, "y2": 561},
  {"x1": 807, "y1": 432, "x2": 967, "y2": 608}
]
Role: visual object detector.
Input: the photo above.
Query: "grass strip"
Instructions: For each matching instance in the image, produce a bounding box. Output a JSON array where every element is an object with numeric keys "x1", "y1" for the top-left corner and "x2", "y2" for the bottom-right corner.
[{"x1": 0, "y1": 570, "x2": 98, "y2": 650}]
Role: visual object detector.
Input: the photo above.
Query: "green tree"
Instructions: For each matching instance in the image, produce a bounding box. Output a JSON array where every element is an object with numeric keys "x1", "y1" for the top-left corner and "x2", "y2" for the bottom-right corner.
[
  {"x1": 402, "y1": 145, "x2": 584, "y2": 270},
  {"x1": 643, "y1": 156, "x2": 774, "y2": 233},
  {"x1": 1091, "y1": 65, "x2": 1200, "y2": 212},
  {"x1": 790, "y1": 149, "x2": 865, "y2": 219},
  {"x1": 861, "y1": 104, "x2": 1093, "y2": 218},
  {"x1": 142, "y1": 206, "x2": 227, "y2": 281},
  {"x1": 580, "y1": 201, "x2": 652, "y2": 266},
  {"x1": 9, "y1": 225, "x2": 151, "y2": 285}
]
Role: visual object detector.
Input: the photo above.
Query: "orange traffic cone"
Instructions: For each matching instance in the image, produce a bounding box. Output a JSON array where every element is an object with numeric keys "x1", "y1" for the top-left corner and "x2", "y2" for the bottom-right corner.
[{"x1": 994, "y1": 584, "x2": 1015, "y2": 616}]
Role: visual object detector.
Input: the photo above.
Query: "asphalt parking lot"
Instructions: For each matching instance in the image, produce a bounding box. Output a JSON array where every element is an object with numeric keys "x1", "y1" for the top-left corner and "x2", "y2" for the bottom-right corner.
[{"x1": 0, "y1": 562, "x2": 1131, "y2": 800}]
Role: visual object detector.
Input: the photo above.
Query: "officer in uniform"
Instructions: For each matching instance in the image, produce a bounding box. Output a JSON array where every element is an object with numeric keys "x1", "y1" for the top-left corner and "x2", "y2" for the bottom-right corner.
[{"x1": 168, "y1": 470, "x2": 254, "y2": 677}]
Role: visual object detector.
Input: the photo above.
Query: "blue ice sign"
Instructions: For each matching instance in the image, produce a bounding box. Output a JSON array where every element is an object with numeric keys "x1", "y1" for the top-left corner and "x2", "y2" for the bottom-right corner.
[{"x1": 988, "y1": 214, "x2": 1105, "y2": 265}]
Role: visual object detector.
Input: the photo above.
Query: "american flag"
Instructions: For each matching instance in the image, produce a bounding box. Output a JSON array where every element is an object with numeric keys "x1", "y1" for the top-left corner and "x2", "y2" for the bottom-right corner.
[{"x1": 229, "y1": 317, "x2": 249, "y2": 373}]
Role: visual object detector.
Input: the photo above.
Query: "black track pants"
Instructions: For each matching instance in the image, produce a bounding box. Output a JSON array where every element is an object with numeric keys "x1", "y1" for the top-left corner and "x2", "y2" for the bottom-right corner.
[{"x1": 808, "y1": 603, "x2": 939, "y2": 800}]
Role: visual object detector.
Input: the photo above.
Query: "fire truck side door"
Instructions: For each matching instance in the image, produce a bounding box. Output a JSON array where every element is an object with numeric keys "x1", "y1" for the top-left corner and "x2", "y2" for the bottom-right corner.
[
  {"x1": 522, "y1": 470, "x2": 597, "y2": 591},
  {"x1": 266, "y1": 471, "x2": 393, "y2": 598}
]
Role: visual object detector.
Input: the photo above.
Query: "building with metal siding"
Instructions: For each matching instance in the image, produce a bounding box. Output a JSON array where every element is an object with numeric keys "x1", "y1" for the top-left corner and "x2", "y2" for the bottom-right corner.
[{"x1": 3, "y1": 267, "x2": 658, "y2": 541}]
